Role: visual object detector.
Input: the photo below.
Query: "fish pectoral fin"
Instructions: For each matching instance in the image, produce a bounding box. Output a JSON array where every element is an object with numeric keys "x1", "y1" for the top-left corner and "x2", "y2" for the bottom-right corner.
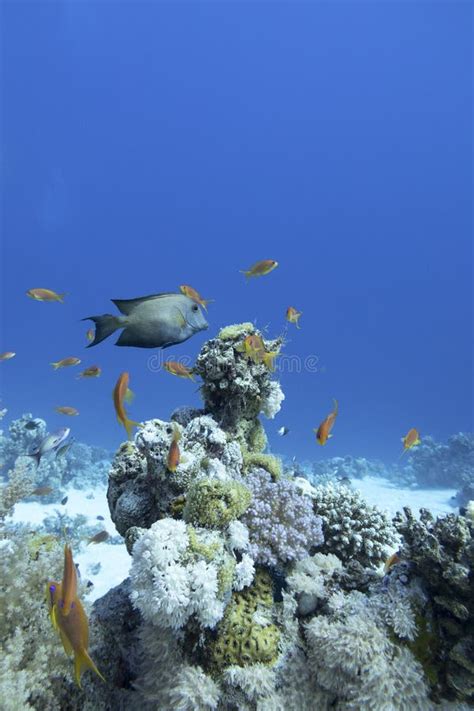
[
  {"x1": 124, "y1": 388, "x2": 134, "y2": 404},
  {"x1": 59, "y1": 628, "x2": 74, "y2": 657},
  {"x1": 328, "y1": 434, "x2": 333, "y2": 439}
]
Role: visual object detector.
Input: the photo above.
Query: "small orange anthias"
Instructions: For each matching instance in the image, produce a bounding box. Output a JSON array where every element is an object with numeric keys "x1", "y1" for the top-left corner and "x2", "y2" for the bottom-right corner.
[
  {"x1": 400, "y1": 427, "x2": 421, "y2": 457},
  {"x1": 167, "y1": 424, "x2": 181, "y2": 472},
  {"x1": 314, "y1": 398, "x2": 338, "y2": 445},
  {"x1": 46, "y1": 545, "x2": 105, "y2": 688}
]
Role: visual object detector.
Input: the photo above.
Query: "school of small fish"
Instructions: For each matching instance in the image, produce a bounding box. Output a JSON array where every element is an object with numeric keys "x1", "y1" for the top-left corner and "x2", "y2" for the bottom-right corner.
[{"x1": 0, "y1": 265, "x2": 423, "y2": 688}]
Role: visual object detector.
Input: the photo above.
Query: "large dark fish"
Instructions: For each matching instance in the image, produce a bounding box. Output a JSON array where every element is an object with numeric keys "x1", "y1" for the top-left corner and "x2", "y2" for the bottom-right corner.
[
  {"x1": 29, "y1": 428, "x2": 70, "y2": 467},
  {"x1": 83, "y1": 293, "x2": 208, "y2": 349}
]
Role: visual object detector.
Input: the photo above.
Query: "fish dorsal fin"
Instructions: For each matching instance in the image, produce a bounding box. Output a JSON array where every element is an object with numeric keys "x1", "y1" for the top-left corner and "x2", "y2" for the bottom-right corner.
[{"x1": 112, "y1": 293, "x2": 180, "y2": 315}]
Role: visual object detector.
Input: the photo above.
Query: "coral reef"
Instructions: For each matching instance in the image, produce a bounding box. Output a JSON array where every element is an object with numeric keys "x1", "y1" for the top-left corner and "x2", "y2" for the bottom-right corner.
[
  {"x1": 400, "y1": 432, "x2": 473, "y2": 488},
  {"x1": 241, "y1": 468, "x2": 323, "y2": 567},
  {"x1": 194, "y1": 323, "x2": 284, "y2": 434},
  {"x1": 394, "y1": 507, "x2": 474, "y2": 704},
  {"x1": 305, "y1": 481, "x2": 397, "y2": 567},
  {"x1": 310, "y1": 454, "x2": 391, "y2": 482}
]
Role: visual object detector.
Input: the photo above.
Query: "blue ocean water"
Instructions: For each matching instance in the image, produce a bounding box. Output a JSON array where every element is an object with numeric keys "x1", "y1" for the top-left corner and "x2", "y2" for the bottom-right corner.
[{"x1": 1, "y1": 1, "x2": 472, "y2": 466}]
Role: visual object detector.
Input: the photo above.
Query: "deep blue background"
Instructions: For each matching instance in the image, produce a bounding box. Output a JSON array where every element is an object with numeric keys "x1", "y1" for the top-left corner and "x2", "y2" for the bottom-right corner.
[{"x1": 1, "y1": 2, "x2": 472, "y2": 464}]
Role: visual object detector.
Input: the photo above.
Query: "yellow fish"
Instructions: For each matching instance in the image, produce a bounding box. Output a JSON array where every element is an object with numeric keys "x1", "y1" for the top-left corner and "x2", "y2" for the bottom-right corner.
[
  {"x1": 240, "y1": 260, "x2": 278, "y2": 279},
  {"x1": 46, "y1": 545, "x2": 105, "y2": 687},
  {"x1": 26, "y1": 288, "x2": 66, "y2": 302},
  {"x1": 51, "y1": 357, "x2": 81, "y2": 370},
  {"x1": 400, "y1": 428, "x2": 421, "y2": 457},
  {"x1": 55, "y1": 406, "x2": 79, "y2": 416},
  {"x1": 164, "y1": 361, "x2": 195, "y2": 381},
  {"x1": 236, "y1": 334, "x2": 279, "y2": 371},
  {"x1": 179, "y1": 285, "x2": 213, "y2": 311},
  {"x1": 286, "y1": 307, "x2": 302, "y2": 328}
]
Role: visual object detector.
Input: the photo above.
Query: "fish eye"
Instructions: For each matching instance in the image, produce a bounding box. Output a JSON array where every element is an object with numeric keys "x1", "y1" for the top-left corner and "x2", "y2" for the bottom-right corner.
[{"x1": 192, "y1": 305, "x2": 198, "y2": 312}]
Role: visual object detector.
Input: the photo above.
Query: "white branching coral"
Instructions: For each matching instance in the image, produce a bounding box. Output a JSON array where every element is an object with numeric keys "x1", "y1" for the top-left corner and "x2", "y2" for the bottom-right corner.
[
  {"x1": 286, "y1": 552, "x2": 343, "y2": 616},
  {"x1": 261, "y1": 381, "x2": 285, "y2": 419},
  {"x1": 130, "y1": 519, "x2": 237, "y2": 630},
  {"x1": 227, "y1": 520, "x2": 250, "y2": 552},
  {"x1": 308, "y1": 483, "x2": 397, "y2": 567}
]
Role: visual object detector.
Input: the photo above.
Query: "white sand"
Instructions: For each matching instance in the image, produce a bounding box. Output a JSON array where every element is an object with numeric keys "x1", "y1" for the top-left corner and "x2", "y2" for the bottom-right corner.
[
  {"x1": 353, "y1": 476, "x2": 457, "y2": 519},
  {"x1": 7, "y1": 476, "x2": 459, "y2": 602}
]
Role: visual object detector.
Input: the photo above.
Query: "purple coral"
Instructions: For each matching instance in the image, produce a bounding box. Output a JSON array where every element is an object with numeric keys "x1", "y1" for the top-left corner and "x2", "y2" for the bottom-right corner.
[{"x1": 241, "y1": 468, "x2": 323, "y2": 566}]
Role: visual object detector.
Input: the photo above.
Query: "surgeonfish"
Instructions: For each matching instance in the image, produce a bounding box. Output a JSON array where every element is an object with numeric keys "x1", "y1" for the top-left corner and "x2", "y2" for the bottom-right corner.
[
  {"x1": 167, "y1": 425, "x2": 181, "y2": 472},
  {"x1": 83, "y1": 292, "x2": 208, "y2": 349},
  {"x1": 51, "y1": 357, "x2": 81, "y2": 370},
  {"x1": 164, "y1": 361, "x2": 195, "y2": 381},
  {"x1": 29, "y1": 428, "x2": 70, "y2": 466},
  {"x1": 286, "y1": 307, "x2": 303, "y2": 328},
  {"x1": 26, "y1": 288, "x2": 66, "y2": 302},
  {"x1": 400, "y1": 428, "x2": 421, "y2": 457},
  {"x1": 240, "y1": 260, "x2": 278, "y2": 279},
  {"x1": 46, "y1": 545, "x2": 105, "y2": 687},
  {"x1": 179, "y1": 285, "x2": 213, "y2": 311},
  {"x1": 113, "y1": 372, "x2": 138, "y2": 440},
  {"x1": 314, "y1": 399, "x2": 338, "y2": 446}
]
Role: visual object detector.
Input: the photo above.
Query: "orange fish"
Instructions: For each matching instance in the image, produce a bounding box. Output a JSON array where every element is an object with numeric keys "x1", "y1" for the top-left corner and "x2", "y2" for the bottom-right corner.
[
  {"x1": 384, "y1": 551, "x2": 401, "y2": 573},
  {"x1": 46, "y1": 545, "x2": 105, "y2": 687},
  {"x1": 87, "y1": 530, "x2": 110, "y2": 545},
  {"x1": 56, "y1": 406, "x2": 79, "y2": 416},
  {"x1": 286, "y1": 307, "x2": 302, "y2": 329},
  {"x1": 77, "y1": 365, "x2": 101, "y2": 379},
  {"x1": 236, "y1": 334, "x2": 279, "y2": 371},
  {"x1": 26, "y1": 288, "x2": 66, "y2": 302},
  {"x1": 179, "y1": 285, "x2": 213, "y2": 311},
  {"x1": 164, "y1": 361, "x2": 195, "y2": 381},
  {"x1": 167, "y1": 425, "x2": 181, "y2": 472},
  {"x1": 314, "y1": 399, "x2": 338, "y2": 445},
  {"x1": 113, "y1": 372, "x2": 138, "y2": 440},
  {"x1": 0, "y1": 352, "x2": 15, "y2": 361},
  {"x1": 86, "y1": 329, "x2": 95, "y2": 343},
  {"x1": 400, "y1": 428, "x2": 421, "y2": 457},
  {"x1": 240, "y1": 260, "x2": 278, "y2": 279},
  {"x1": 51, "y1": 357, "x2": 81, "y2": 370}
]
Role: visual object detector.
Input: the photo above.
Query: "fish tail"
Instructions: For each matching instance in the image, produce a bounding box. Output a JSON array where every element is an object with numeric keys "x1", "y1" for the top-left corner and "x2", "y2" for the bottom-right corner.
[
  {"x1": 57, "y1": 293, "x2": 67, "y2": 303},
  {"x1": 82, "y1": 314, "x2": 123, "y2": 347},
  {"x1": 239, "y1": 270, "x2": 250, "y2": 281},
  {"x1": 51, "y1": 362, "x2": 60, "y2": 370},
  {"x1": 28, "y1": 451, "x2": 42, "y2": 467},
  {"x1": 74, "y1": 648, "x2": 105, "y2": 688},
  {"x1": 124, "y1": 418, "x2": 139, "y2": 440}
]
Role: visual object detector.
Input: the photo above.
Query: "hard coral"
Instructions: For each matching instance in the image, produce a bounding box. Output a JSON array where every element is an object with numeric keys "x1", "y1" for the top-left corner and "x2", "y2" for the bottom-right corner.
[
  {"x1": 309, "y1": 482, "x2": 397, "y2": 567},
  {"x1": 183, "y1": 478, "x2": 252, "y2": 529},
  {"x1": 394, "y1": 507, "x2": 474, "y2": 704},
  {"x1": 210, "y1": 569, "x2": 280, "y2": 670}
]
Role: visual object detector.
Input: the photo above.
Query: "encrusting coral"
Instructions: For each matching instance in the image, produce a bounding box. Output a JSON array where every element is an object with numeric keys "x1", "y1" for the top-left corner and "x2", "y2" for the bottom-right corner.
[{"x1": 394, "y1": 507, "x2": 474, "y2": 704}]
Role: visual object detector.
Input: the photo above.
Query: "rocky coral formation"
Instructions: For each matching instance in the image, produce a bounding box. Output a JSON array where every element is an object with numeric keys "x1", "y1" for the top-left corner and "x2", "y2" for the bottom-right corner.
[
  {"x1": 310, "y1": 454, "x2": 391, "y2": 482},
  {"x1": 394, "y1": 507, "x2": 474, "y2": 704},
  {"x1": 400, "y1": 432, "x2": 473, "y2": 488},
  {"x1": 302, "y1": 481, "x2": 397, "y2": 567}
]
